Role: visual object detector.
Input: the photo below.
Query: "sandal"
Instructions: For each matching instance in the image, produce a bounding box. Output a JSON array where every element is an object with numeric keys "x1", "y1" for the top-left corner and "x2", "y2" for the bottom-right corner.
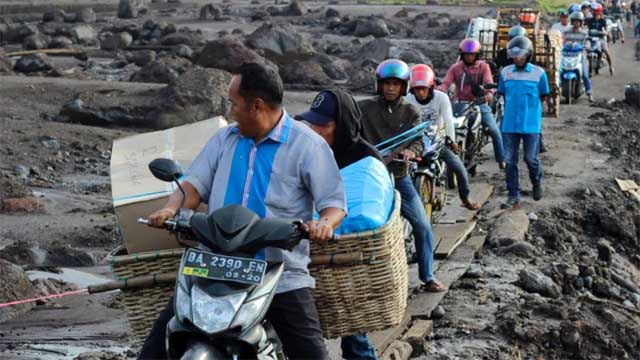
[
  {"x1": 461, "y1": 199, "x2": 480, "y2": 210},
  {"x1": 423, "y1": 280, "x2": 446, "y2": 293}
]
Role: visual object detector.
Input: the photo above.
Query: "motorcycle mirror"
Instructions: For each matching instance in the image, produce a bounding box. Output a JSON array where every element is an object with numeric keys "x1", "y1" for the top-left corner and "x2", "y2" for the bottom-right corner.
[
  {"x1": 484, "y1": 83, "x2": 498, "y2": 89},
  {"x1": 435, "y1": 78, "x2": 443, "y2": 86},
  {"x1": 149, "y1": 158, "x2": 184, "y2": 183}
]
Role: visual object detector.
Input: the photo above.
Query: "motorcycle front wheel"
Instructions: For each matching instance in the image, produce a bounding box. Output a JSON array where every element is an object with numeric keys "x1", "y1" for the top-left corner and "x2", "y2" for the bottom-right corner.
[{"x1": 414, "y1": 174, "x2": 434, "y2": 220}]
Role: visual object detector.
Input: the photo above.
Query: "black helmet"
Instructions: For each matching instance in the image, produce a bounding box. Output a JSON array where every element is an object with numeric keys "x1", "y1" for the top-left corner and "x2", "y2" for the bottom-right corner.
[
  {"x1": 508, "y1": 25, "x2": 527, "y2": 40},
  {"x1": 507, "y1": 35, "x2": 533, "y2": 59}
]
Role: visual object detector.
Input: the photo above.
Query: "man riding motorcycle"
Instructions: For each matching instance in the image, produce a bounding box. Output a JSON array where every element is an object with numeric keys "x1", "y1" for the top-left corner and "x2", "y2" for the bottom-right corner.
[
  {"x1": 551, "y1": 11, "x2": 572, "y2": 34},
  {"x1": 405, "y1": 64, "x2": 480, "y2": 211},
  {"x1": 586, "y1": 2, "x2": 615, "y2": 74},
  {"x1": 438, "y1": 39, "x2": 506, "y2": 170},
  {"x1": 564, "y1": 11, "x2": 595, "y2": 102},
  {"x1": 139, "y1": 63, "x2": 347, "y2": 360},
  {"x1": 359, "y1": 59, "x2": 445, "y2": 293}
]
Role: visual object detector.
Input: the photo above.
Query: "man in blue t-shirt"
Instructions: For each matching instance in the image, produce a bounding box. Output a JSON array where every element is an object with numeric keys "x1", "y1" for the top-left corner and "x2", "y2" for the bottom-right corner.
[{"x1": 498, "y1": 36, "x2": 550, "y2": 209}]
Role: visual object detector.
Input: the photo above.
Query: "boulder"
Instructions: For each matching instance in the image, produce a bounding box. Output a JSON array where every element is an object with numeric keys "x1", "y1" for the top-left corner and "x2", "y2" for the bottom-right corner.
[
  {"x1": 355, "y1": 18, "x2": 390, "y2": 38},
  {"x1": 70, "y1": 24, "x2": 97, "y2": 45},
  {"x1": 174, "y1": 44, "x2": 194, "y2": 59},
  {"x1": 194, "y1": 39, "x2": 275, "y2": 73},
  {"x1": 130, "y1": 55, "x2": 192, "y2": 84},
  {"x1": 118, "y1": 0, "x2": 146, "y2": 19},
  {"x1": 50, "y1": 36, "x2": 74, "y2": 48},
  {"x1": 45, "y1": 244, "x2": 96, "y2": 267},
  {"x1": 43, "y1": 10, "x2": 66, "y2": 22},
  {"x1": 517, "y1": 269, "x2": 561, "y2": 298},
  {"x1": 6, "y1": 24, "x2": 38, "y2": 44},
  {"x1": 0, "y1": 260, "x2": 35, "y2": 322},
  {"x1": 77, "y1": 8, "x2": 97, "y2": 23},
  {"x1": 0, "y1": 49, "x2": 12, "y2": 74},
  {"x1": 23, "y1": 34, "x2": 51, "y2": 50},
  {"x1": 251, "y1": 10, "x2": 271, "y2": 22},
  {"x1": 100, "y1": 32, "x2": 133, "y2": 51},
  {"x1": 326, "y1": 8, "x2": 340, "y2": 18},
  {"x1": 199, "y1": 4, "x2": 223, "y2": 20},
  {"x1": 390, "y1": 47, "x2": 428, "y2": 64},
  {"x1": 356, "y1": 38, "x2": 392, "y2": 62},
  {"x1": 160, "y1": 32, "x2": 203, "y2": 46},
  {"x1": 14, "y1": 54, "x2": 53, "y2": 73},
  {"x1": 283, "y1": 0, "x2": 307, "y2": 16},
  {"x1": 488, "y1": 209, "x2": 529, "y2": 247},
  {"x1": 150, "y1": 67, "x2": 231, "y2": 129},
  {"x1": 349, "y1": 65, "x2": 376, "y2": 92},
  {"x1": 126, "y1": 50, "x2": 157, "y2": 66},
  {"x1": 280, "y1": 61, "x2": 332, "y2": 85},
  {"x1": 246, "y1": 22, "x2": 313, "y2": 57}
]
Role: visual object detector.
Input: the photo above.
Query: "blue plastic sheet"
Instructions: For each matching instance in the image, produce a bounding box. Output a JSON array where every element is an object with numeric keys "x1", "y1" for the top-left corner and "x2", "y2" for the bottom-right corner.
[{"x1": 334, "y1": 157, "x2": 394, "y2": 235}]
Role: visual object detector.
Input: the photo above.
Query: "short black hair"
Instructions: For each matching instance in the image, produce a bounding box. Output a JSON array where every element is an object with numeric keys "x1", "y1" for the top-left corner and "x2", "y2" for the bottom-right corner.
[{"x1": 236, "y1": 63, "x2": 283, "y2": 108}]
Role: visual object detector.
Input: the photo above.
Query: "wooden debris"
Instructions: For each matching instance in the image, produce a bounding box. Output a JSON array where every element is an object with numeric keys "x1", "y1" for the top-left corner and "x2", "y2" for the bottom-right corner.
[{"x1": 615, "y1": 178, "x2": 640, "y2": 203}]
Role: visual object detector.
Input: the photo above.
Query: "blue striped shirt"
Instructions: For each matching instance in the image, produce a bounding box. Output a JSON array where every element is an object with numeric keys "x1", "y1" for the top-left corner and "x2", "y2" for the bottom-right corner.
[
  {"x1": 185, "y1": 111, "x2": 346, "y2": 293},
  {"x1": 498, "y1": 63, "x2": 550, "y2": 134}
]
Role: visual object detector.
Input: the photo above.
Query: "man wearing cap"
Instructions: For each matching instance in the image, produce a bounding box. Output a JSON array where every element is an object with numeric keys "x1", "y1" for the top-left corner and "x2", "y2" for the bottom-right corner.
[
  {"x1": 297, "y1": 88, "x2": 382, "y2": 360},
  {"x1": 551, "y1": 12, "x2": 572, "y2": 34}
]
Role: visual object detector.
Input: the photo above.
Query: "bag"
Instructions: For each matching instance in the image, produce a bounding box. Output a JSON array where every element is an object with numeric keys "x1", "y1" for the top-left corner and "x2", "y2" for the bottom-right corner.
[{"x1": 333, "y1": 157, "x2": 394, "y2": 235}]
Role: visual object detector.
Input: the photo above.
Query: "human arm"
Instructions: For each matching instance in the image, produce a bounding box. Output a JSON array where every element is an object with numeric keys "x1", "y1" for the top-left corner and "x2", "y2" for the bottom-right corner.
[
  {"x1": 440, "y1": 92, "x2": 457, "y2": 141},
  {"x1": 303, "y1": 207, "x2": 346, "y2": 244},
  {"x1": 481, "y1": 62, "x2": 496, "y2": 102},
  {"x1": 402, "y1": 105, "x2": 425, "y2": 159},
  {"x1": 147, "y1": 182, "x2": 203, "y2": 227}
]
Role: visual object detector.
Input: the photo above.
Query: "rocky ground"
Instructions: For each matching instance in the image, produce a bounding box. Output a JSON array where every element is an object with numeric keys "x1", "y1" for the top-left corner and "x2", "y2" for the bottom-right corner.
[{"x1": 1, "y1": 0, "x2": 640, "y2": 359}]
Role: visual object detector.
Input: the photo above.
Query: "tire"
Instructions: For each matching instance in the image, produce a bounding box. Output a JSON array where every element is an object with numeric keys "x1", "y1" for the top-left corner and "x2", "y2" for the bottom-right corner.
[
  {"x1": 446, "y1": 167, "x2": 457, "y2": 190},
  {"x1": 403, "y1": 219, "x2": 416, "y2": 264},
  {"x1": 414, "y1": 174, "x2": 433, "y2": 220},
  {"x1": 567, "y1": 79, "x2": 573, "y2": 105}
]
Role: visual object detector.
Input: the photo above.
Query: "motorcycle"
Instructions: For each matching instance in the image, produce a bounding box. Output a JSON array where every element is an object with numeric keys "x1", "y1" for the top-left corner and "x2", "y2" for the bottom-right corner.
[
  {"x1": 560, "y1": 42, "x2": 585, "y2": 104},
  {"x1": 138, "y1": 158, "x2": 313, "y2": 360},
  {"x1": 450, "y1": 84, "x2": 497, "y2": 177},
  {"x1": 607, "y1": 16, "x2": 623, "y2": 44},
  {"x1": 411, "y1": 120, "x2": 448, "y2": 221},
  {"x1": 588, "y1": 29, "x2": 607, "y2": 76}
]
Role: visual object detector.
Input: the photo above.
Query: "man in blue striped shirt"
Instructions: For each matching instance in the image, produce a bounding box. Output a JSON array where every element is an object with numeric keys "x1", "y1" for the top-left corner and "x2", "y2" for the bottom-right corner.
[
  {"x1": 141, "y1": 63, "x2": 346, "y2": 359},
  {"x1": 498, "y1": 36, "x2": 550, "y2": 209}
]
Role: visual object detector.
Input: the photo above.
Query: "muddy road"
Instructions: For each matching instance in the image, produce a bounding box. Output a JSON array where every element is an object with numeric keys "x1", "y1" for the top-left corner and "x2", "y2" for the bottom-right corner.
[{"x1": 1, "y1": 0, "x2": 640, "y2": 359}]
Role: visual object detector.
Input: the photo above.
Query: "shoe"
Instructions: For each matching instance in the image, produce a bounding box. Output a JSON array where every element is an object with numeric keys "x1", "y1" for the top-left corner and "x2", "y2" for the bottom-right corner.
[
  {"x1": 461, "y1": 198, "x2": 480, "y2": 210},
  {"x1": 588, "y1": 94, "x2": 594, "y2": 103},
  {"x1": 500, "y1": 197, "x2": 520, "y2": 209},
  {"x1": 533, "y1": 184, "x2": 542, "y2": 201},
  {"x1": 499, "y1": 162, "x2": 507, "y2": 170},
  {"x1": 610, "y1": 66, "x2": 614, "y2": 76}
]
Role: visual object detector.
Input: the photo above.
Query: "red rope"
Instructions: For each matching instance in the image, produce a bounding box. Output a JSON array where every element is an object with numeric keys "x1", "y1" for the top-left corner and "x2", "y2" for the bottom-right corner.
[{"x1": 0, "y1": 289, "x2": 88, "y2": 308}]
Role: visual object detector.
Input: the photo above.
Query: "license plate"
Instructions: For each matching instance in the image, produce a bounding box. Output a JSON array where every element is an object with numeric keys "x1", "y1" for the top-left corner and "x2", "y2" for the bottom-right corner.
[{"x1": 181, "y1": 248, "x2": 267, "y2": 285}]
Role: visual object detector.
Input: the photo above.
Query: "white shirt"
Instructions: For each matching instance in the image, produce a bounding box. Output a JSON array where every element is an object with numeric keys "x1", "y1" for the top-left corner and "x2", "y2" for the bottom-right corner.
[
  {"x1": 405, "y1": 90, "x2": 456, "y2": 141},
  {"x1": 550, "y1": 22, "x2": 572, "y2": 34}
]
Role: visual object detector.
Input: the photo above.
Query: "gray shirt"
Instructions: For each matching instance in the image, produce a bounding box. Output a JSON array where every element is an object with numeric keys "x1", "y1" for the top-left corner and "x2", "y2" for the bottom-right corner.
[{"x1": 185, "y1": 110, "x2": 346, "y2": 293}]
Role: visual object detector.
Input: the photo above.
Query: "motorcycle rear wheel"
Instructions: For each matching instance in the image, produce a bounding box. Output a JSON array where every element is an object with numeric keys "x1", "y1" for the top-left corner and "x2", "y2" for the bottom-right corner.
[{"x1": 414, "y1": 174, "x2": 433, "y2": 220}]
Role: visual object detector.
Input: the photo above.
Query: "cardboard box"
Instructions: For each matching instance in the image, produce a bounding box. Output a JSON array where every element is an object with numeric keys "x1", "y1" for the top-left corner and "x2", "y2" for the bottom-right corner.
[{"x1": 110, "y1": 117, "x2": 228, "y2": 254}]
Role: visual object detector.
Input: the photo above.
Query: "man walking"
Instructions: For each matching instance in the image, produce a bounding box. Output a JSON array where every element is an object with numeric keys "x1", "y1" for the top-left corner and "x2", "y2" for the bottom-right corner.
[{"x1": 498, "y1": 36, "x2": 550, "y2": 209}]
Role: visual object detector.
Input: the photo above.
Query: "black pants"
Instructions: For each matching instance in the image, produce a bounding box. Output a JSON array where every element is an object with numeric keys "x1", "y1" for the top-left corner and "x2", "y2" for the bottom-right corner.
[{"x1": 138, "y1": 287, "x2": 329, "y2": 360}]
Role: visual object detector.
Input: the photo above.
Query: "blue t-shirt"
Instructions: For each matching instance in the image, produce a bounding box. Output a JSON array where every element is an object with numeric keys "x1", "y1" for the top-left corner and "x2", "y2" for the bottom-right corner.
[{"x1": 498, "y1": 63, "x2": 550, "y2": 134}]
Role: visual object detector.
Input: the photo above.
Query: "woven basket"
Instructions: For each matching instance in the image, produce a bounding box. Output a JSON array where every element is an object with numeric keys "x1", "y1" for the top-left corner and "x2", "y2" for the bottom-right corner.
[
  {"x1": 108, "y1": 247, "x2": 184, "y2": 345},
  {"x1": 108, "y1": 191, "x2": 407, "y2": 342},
  {"x1": 310, "y1": 191, "x2": 408, "y2": 338}
]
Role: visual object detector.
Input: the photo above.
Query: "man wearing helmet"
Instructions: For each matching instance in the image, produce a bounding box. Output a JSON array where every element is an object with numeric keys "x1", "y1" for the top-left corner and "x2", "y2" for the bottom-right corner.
[
  {"x1": 359, "y1": 59, "x2": 445, "y2": 293},
  {"x1": 438, "y1": 39, "x2": 506, "y2": 170},
  {"x1": 586, "y1": 2, "x2": 615, "y2": 74},
  {"x1": 565, "y1": 11, "x2": 595, "y2": 101},
  {"x1": 582, "y1": 1, "x2": 594, "y2": 18},
  {"x1": 551, "y1": 11, "x2": 572, "y2": 34},
  {"x1": 405, "y1": 64, "x2": 480, "y2": 211},
  {"x1": 498, "y1": 36, "x2": 550, "y2": 209}
]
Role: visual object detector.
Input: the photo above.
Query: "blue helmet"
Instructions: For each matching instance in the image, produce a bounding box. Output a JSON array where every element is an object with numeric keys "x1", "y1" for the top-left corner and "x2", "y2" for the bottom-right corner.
[{"x1": 375, "y1": 59, "x2": 410, "y2": 95}]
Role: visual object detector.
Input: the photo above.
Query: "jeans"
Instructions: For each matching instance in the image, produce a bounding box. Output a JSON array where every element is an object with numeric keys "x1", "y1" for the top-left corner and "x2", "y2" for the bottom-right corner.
[
  {"x1": 502, "y1": 133, "x2": 543, "y2": 200},
  {"x1": 441, "y1": 147, "x2": 471, "y2": 200},
  {"x1": 581, "y1": 56, "x2": 593, "y2": 94},
  {"x1": 341, "y1": 333, "x2": 378, "y2": 360},
  {"x1": 138, "y1": 288, "x2": 329, "y2": 360},
  {"x1": 479, "y1": 103, "x2": 505, "y2": 163},
  {"x1": 395, "y1": 175, "x2": 436, "y2": 282}
]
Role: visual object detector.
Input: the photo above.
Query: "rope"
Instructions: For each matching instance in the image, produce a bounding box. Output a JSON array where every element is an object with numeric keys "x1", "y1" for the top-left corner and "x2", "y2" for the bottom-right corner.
[{"x1": 0, "y1": 289, "x2": 88, "y2": 308}]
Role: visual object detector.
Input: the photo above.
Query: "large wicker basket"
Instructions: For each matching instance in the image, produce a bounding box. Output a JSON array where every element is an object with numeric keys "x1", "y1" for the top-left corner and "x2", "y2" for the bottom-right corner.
[
  {"x1": 310, "y1": 191, "x2": 408, "y2": 338},
  {"x1": 108, "y1": 191, "x2": 407, "y2": 343}
]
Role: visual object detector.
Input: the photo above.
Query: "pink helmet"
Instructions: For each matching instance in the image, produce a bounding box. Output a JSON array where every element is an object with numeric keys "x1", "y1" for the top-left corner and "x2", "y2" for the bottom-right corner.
[
  {"x1": 459, "y1": 38, "x2": 482, "y2": 55},
  {"x1": 409, "y1": 64, "x2": 436, "y2": 89}
]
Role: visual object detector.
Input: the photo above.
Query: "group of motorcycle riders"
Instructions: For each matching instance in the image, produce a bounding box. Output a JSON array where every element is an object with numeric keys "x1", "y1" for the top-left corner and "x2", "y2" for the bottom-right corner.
[{"x1": 137, "y1": 1, "x2": 624, "y2": 359}]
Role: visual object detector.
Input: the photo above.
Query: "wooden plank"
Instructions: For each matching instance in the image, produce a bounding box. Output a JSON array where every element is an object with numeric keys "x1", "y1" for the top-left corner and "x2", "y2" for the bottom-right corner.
[
  {"x1": 407, "y1": 235, "x2": 486, "y2": 319},
  {"x1": 433, "y1": 221, "x2": 477, "y2": 260},
  {"x1": 435, "y1": 183, "x2": 493, "y2": 225},
  {"x1": 616, "y1": 178, "x2": 639, "y2": 191},
  {"x1": 369, "y1": 312, "x2": 411, "y2": 355}
]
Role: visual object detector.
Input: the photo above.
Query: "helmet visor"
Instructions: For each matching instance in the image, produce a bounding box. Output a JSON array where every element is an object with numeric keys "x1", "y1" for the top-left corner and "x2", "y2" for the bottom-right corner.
[
  {"x1": 376, "y1": 61, "x2": 410, "y2": 81},
  {"x1": 507, "y1": 46, "x2": 528, "y2": 59}
]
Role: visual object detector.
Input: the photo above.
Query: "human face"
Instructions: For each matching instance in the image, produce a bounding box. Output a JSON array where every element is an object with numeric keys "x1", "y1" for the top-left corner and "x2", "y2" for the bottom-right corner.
[
  {"x1": 572, "y1": 20, "x2": 582, "y2": 29},
  {"x1": 228, "y1": 75, "x2": 257, "y2": 137},
  {"x1": 412, "y1": 86, "x2": 431, "y2": 102},
  {"x1": 306, "y1": 120, "x2": 336, "y2": 146},
  {"x1": 381, "y1": 78, "x2": 403, "y2": 102},
  {"x1": 560, "y1": 16, "x2": 569, "y2": 25},
  {"x1": 513, "y1": 56, "x2": 527, "y2": 68},
  {"x1": 463, "y1": 53, "x2": 477, "y2": 65}
]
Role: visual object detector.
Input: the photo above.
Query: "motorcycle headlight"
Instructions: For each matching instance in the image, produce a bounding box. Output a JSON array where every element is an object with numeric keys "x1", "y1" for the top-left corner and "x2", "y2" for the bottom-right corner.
[
  {"x1": 191, "y1": 286, "x2": 246, "y2": 334},
  {"x1": 175, "y1": 285, "x2": 191, "y2": 323},
  {"x1": 230, "y1": 295, "x2": 269, "y2": 329}
]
